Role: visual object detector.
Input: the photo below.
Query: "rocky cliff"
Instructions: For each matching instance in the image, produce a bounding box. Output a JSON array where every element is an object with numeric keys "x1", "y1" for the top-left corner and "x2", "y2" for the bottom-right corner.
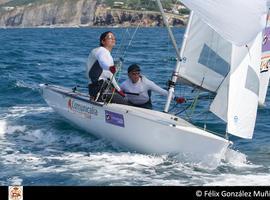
[
  {"x1": 0, "y1": 0, "x2": 96, "y2": 27},
  {"x1": 0, "y1": 0, "x2": 186, "y2": 28},
  {"x1": 94, "y1": 6, "x2": 185, "y2": 27}
]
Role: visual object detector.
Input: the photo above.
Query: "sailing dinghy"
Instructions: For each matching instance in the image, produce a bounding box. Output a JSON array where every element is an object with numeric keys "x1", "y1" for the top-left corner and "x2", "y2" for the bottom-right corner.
[{"x1": 40, "y1": 0, "x2": 268, "y2": 165}]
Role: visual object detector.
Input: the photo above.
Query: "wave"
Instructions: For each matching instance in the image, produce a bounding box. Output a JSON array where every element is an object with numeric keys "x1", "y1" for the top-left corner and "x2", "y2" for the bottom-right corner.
[{"x1": 1, "y1": 105, "x2": 52, "y2": 119}]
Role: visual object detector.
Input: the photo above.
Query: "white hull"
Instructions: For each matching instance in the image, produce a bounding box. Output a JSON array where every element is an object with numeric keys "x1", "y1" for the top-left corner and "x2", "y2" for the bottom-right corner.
[{"x1": 40, "y1": 84, "x2": 231, "y2": 164}]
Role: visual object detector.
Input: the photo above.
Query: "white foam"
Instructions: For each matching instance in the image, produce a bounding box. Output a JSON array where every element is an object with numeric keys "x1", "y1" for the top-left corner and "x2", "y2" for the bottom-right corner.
[
  {"x1": 20, "y1": 152, "x2": 168, "y2": 182},
  {"x1": 2, "y1": 152, "x2": 47, "y2": 167},
  {"x1": 6, "y1": 125, "x2": 26, "y2": 135},
  {"x1": 206, "y1": 174, "x2": 270, "y2": 186},
  {"x1": 7, "y1": 177, "x2": 23, "y2": 186},
  {"x1": 16, "y1": 80, "x2": 30, "y2": 88},
  {"x1": 3, "y1": 105, "x2": 53, "y2": 119},
  {"x1": 42, "y1": 152, "x2": 166, "y2": 168},
  {"x1": 224, "y1": 148, "x2": 258, "y2": 168},
  {"x1": 0, "y1": 120, "x2": 7, "y2": 136},
  {"x1": 10, "y1": 105, "x2": 52, "y2": 114},
  {"x1": 1, "y1": 146, "x2": 269, "y2": 186},
  {"x1": 24, "y1": 129, "x2": 58, "y2": 144},
  {"x1": 15, "y1": 80, "x2": 40, "y2": 91},
  {"x1": 70, "y1": 153, "x2": 169, "y2": 184},
  {"x1": 173, "y1": 150, "x2": 225, "y2": 170},
  {"x1": 89, "y1": 153, "x2": 166, "y2": 166}
]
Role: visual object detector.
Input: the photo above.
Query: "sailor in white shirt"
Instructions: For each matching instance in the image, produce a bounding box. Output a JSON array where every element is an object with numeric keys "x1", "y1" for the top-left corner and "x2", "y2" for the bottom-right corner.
[
  {"x1": 86, "y1": 31, "x2": 126, "y2": 103},
  {"x1": 120, "y1": 64, "x2": 186, "y2": 109}
]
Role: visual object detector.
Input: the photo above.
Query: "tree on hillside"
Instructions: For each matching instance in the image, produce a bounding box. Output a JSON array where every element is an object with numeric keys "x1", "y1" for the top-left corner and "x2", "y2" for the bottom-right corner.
[{"x1": 99, "y1": 0, "x2": 175, "y2": 11}]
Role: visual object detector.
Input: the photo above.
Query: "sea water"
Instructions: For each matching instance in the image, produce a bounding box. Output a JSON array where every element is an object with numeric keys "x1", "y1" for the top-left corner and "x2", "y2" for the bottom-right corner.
[{"x1": 0, "y1": 28, "x2": 269, "y2": 186}]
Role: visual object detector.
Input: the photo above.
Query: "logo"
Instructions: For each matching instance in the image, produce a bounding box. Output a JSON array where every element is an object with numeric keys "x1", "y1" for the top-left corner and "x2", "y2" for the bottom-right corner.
[
  {"x1": 234, "y1": 116, "x2": 238, "y2": 123},
  {"x1": 9, "y1": 186, "x2": 23, "y2": 200},
  {"x1": 105, "y1": 110, "x2": 125, "y2": 127},
  {"x1": 67, "y1": 98, "x2": 98, "y2": 118},
  {"x1": 260, "y1": 58, "x2": 270, "y2": 73}
]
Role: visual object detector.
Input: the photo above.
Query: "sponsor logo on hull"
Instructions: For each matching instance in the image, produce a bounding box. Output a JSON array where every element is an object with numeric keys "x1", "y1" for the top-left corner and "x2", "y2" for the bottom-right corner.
[
  {"x1": 68, "y1": 98, "x2": 98, "y2": 119},
  {"x1": 105, "y1": 110, "x2": 125, "y2": 127}
]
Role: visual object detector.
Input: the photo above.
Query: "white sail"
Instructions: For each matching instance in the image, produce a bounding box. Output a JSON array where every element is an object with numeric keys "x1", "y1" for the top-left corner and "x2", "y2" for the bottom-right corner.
[
  {"x1": 209, "y1": 76, "x2": 229, "y2": 122},
  {"x1": 211, "y1": 34, "x2": 262, "y2": 139},
  {"x1": 208, "y1": 35, "x2": 262, "y2": 139},
  {"x1": 177, "y1": 1, "x2": 265, "y2": 139},
  {"x1": 178, "y1": 13, "x2": 231, "y2": 92},
  {"x1": 180, "y1": 0, "x2": 267, "y2": 46},
  {"x1": 259, "y1": 14, "x2": 270, "y2": 106},
  {"x1": 226, "y1": 33, "x2": 262, "y2": 139}
]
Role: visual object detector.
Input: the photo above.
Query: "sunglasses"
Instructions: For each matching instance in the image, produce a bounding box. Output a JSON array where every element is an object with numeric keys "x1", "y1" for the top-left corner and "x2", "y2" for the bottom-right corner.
[{"x1": 131, "y1": 71, "x2": 140, "y2": 75}]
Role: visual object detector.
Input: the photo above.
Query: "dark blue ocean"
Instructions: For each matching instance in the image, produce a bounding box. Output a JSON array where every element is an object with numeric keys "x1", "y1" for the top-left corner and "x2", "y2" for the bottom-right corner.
[{"x1": 0, "y1": 28, "x2": 270, "y2": 186}]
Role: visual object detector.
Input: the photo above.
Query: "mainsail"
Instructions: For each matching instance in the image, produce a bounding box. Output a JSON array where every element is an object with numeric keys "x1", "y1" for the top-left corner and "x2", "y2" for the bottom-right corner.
[
  {"x1": 173, "y1": 0, "x2": 267, "y2": 139},
  {"x1": 178, "y1": 14, "x2": 231, "y2": 92}
]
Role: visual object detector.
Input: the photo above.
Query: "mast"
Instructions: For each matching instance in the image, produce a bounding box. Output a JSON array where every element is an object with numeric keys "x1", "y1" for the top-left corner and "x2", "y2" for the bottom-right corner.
[
  {"x1": 156, "y1": 0, "x2": 182, "y2": 61},
  {"x1": 156, "y1": 0, "x2": 193, "y2": 112}
]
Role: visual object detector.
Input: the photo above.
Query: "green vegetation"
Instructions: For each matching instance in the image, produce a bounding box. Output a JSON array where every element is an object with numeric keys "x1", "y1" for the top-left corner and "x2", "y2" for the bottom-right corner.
[
  {"x1": 0, "y1": 0, "x2": 55, "y2": 14},
  {"x1": 1, "y1": 0, "x2": 179, "y2": 9},
  {"x1": 0, "y1": 0, "x2": 189, "y2": 14},
  {"x1": 99, "y1": 0, "x2": 182, "y2": 12},
  {"x1": 0, "y1": 0, "x2": 80, "y2": 14},
  {"x1": 0, "y1": 0, "x2": 75, "y2": 7},
  {"x1": 1, "y1": 0, "x2": 37, "y2": 7}
]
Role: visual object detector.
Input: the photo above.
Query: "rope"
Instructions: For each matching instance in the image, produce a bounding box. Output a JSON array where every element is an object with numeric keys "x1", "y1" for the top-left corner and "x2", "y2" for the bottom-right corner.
[
  {"x1": 102, "y1": 0, "x2": 148, "y2": 104},
  {"x1": 114, "y1": 0, "x2": 146, "y2": 59},
  {"x1": 183, "y1": 89, "x2": 200, "y2": 121}
]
